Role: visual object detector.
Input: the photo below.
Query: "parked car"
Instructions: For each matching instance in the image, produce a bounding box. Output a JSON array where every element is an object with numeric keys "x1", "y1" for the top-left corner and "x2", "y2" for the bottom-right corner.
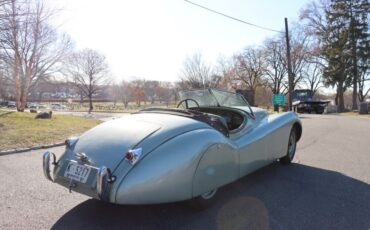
[
  {"x1": 0, "y1": 100, "x2": 8, "y2": 107},
  {"x1": 29, "y1": 103, "x2": 38, "y2": 113},
  {"x1": 51, "y1": 103, "x2": 66, "y2": 110},
  {"x1": 43, "y1": 88, "x2": 302, "y2": 209},
  {"x1": 37, "y1": 104, "x2": 50, "y2": 111},
  {"x1": 7, "y1": 101, "x2": 16, "y2": 108}
]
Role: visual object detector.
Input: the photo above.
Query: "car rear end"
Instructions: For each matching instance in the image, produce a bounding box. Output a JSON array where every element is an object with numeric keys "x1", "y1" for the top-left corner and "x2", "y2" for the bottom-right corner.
[{"x1": 42, "y1": 113, "x2": 210, "y2": 203}]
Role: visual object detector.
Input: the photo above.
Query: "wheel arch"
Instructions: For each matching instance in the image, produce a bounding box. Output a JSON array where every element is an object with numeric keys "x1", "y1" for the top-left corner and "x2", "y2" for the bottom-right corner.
[{"x1": 293, "y1": 122, "x2": 302, "y2": 142}]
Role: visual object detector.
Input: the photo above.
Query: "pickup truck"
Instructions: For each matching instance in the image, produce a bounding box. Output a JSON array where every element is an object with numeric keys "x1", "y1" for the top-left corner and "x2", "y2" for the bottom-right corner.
[{"x1": 292, "y1": 89, "x2": 329, "y2": 114}]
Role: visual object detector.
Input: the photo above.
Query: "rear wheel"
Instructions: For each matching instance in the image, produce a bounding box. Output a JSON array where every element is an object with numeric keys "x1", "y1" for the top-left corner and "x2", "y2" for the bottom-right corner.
[
  {"x1": 189, "y1": 188, "x2": 218, "y2": 210},
  {"x1": 280, "y1": 127, "x2": 297, "y2": 164}
]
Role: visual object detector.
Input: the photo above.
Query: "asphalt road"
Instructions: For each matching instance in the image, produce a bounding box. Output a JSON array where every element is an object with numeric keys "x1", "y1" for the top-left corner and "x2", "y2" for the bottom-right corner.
[{"x1": 0, "y1": 114, "x2": 369, "y2": 230}]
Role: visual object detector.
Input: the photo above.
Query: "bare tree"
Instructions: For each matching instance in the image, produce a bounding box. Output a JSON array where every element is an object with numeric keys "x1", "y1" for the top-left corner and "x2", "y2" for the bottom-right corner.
[
  {"x1": 0, "y1": 0, "x2": 71, "y2": 111},
  {"x1": 155, "y1": 82, "x2": 174, "y2": 106},
  {"x1": 179, "y1": 52, "x2": 220, "y2": 89},
  {"x1": 130, "y1": 79, "x2": 146, "y2": 106},
  {"x1": 302, "y1": 55, "x2": 324, "y2": 97},
  {"x1": 0, "y1": 60, "x2": 7, "y2": 98},
  {"x1": 213, "y1": 55, "x2": 236, "y2": 90},
  {"x1": 233, "y1": 47, "x2": 265, "y2": 91},
  {"x1": 119, "y1": 80, "x2": 134, "y2": 109},
  {"x1": 107, "y1": 83, "x2": 120, "y2": 106},
  {"x1": 262, "y1": 38, "x2": 287, "y2": 94},
  {"x1": 143, "y1": 80, "x2": 159, "y2": 104},
  {"x1": 0, "y1": 0, "x2": 11, "y2": 21},
  {"x1": 282, "y1": 25, "x2": 311, "y2": 91},
  {"x1": 66, "y1": 49, "x2": 110, "y2": 113},
  {"x1": 300, "y1": 0, "x2": 330, "y2": 38}
]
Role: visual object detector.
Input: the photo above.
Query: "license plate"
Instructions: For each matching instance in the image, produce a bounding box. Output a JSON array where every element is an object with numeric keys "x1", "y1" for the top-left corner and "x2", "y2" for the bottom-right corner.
[{"x1": 64, "y1": 162, "x2": 91, "y2": 183}]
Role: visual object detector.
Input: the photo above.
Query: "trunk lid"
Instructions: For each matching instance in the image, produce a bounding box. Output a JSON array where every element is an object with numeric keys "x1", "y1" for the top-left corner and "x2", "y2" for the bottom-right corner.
[
  {"x1": 70, "y1": 113, "x2": 209, "y2": 172},
  {"x1": 73, "y1": 117, "x2": 161, "y2": 171}
]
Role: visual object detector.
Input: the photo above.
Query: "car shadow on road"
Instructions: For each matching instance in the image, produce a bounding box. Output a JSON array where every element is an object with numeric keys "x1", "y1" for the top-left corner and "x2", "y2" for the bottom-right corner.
[{"x1": 52, "y1": 163, "x2": 370, "y2": 230}]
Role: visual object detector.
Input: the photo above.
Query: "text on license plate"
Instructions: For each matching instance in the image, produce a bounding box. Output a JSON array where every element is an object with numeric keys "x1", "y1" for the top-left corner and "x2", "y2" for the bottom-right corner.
[{"x1": 64, "y1": 162, "x2": 91, "y2": 183}]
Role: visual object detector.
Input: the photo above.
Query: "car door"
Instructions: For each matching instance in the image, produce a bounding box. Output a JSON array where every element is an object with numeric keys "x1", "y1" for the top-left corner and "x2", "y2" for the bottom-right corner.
[{"x1": 231, "y1": 118, "x2": 270, "y2": 177}]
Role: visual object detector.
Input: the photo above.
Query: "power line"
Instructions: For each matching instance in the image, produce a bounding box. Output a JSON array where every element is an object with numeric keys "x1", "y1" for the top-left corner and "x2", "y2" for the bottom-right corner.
[{"x1": 184, "y1": 0, "x2": 284, "y2": 33}]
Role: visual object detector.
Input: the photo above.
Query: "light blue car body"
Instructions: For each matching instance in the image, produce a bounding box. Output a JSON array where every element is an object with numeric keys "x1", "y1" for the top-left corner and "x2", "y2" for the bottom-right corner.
[{"x1": 44, "y1": 89, "x2": 302, "y2": 205}]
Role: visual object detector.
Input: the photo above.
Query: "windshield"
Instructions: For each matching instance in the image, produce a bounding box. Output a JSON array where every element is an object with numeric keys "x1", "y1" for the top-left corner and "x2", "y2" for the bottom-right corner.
[
  {"x1": 178, "y1": 88, "x2": 249, "y2": 107},
  {"x1": 178, "y1": 89, "x2": 218, "y2": 107},
  {"x1": 211, "y1": 89, "x2": 249, "y2": 107},
  {"x1": 293, "y1": 90, "x2": 312, "y2": 101}
]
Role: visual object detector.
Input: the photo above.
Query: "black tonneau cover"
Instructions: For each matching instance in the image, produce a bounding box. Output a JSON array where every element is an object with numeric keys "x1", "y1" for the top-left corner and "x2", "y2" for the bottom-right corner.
[{"x1": 138, "y1": 108, "x2": 229, "y2": 137}]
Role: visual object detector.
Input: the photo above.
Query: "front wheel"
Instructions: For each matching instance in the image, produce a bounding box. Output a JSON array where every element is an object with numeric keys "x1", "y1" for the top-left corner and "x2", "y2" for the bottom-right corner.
[
  {"x1": 280, "y1": 127, "x2": 297, "y2": 164},
  {"x1": 188, "y1": 188, "x2": 218, "y2": 210}
]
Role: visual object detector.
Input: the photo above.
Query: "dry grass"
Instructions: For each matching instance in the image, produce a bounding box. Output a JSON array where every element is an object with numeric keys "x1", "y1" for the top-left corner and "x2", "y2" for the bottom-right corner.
[
  {"x1": 266, "y1": 108, "x2": 286, "y2": 115},
  {"x1": 66, "y1": 101, "x2": 176, "y2": 113},
  {"x1": 0, "y1": 111, "x2": 102, "y2": 150},
  {"x1": 340, "y1": 111, "x2": 370, "y2": 118}
]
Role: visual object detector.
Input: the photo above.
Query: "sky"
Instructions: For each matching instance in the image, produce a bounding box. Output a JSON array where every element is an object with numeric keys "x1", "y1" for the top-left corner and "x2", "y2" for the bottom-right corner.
[{"x1": 49, "y1": 0, "x2": 312, "y2": 83}]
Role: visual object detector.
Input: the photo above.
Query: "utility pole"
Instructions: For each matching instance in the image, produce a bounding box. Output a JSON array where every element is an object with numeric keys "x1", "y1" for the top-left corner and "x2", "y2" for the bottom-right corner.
[
  {"x1": 285, "y1": 18, "x2": 293, "y2": 111},
  {"x1": 349, "y1": 0, "x2": 358, "y2": 111}
]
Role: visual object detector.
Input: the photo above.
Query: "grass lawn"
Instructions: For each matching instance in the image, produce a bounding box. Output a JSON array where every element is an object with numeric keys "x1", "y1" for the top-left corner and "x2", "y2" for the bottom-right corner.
[
  {"x1": 66, "y1": 101, "x2": 175, "y2": 113},
  {"x1": 0, "y1": 111, "x2": 102, "y2": 150},
  {"x1": 0, "y1": 110, "x2": 11, "y2": 116},
  {"x1": 340, "y1": 111, "x2": 370, "y2": 118}
]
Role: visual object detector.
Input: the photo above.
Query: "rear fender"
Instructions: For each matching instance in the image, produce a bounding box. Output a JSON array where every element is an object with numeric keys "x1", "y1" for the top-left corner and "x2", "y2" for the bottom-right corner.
[
  {"x1": 192, "y1": 142, "x2": 238, "y2": 197},
  {"x1": 113, "y1": 128, "x2": 228, "y2": 204}
]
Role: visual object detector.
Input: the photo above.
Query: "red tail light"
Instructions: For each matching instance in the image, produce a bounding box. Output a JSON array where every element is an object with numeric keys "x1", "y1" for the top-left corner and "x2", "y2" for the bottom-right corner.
[
  {"x1": 124, "y1": 148, "x2": 142, "y2": 165},
  {"x1": 125, "y1": 151, "x2": 134, "y2": 161}
]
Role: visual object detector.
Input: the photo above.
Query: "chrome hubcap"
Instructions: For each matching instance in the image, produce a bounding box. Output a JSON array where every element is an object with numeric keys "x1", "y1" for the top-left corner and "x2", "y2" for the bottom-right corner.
[{"x1": 201, "y1": 189, "x2": 217, "y2": 200}]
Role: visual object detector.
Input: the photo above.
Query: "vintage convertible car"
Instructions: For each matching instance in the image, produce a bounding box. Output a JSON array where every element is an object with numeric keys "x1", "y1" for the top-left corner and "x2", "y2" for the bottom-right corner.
[{"x1": 43, "y1": 88, "x2": 302, "y2": 208}]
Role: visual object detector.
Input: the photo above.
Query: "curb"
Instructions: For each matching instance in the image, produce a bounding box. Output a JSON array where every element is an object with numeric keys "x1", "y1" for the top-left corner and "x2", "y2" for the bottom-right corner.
[{"x1": 0, "y1": 142, "x2": 65, "y2": 156}]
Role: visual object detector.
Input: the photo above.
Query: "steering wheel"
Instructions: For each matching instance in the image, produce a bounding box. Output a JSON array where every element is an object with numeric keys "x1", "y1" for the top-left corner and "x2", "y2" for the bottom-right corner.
[{"x1": 177, "y1": 99, "x2": 200, "y2": 109}]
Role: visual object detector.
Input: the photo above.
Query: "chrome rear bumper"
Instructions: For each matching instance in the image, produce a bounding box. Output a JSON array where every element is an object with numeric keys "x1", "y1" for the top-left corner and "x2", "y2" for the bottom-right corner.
[
  {"x1": 43, "y1": 151, "x2": 57, "y2": 182},
  {"x1": 43, "y1": 151, "x2": 116, "y2": 202},
  {"x1": 97, "y1": 166, "x2": 116, "y2": 202}
]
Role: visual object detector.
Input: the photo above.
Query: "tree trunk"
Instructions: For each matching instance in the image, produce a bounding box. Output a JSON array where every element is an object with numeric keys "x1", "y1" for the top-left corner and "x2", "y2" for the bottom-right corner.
[
  {"x1": 88, "y1": 75, "x2": 93, "y2": 113},
  {"x1": 19, "y1": 73, "x2": 32, "y2": 112},
  {"x1": 15, "y1": 76, "x2": 21, "y2": 111},
  {"x1": 88, "y1": 94, "x2": 93, "y2": 113},
  {"x1": 18, "y1": 91, "x2": 26, "y2": 112},
  {"x1": 14, "y1": 53, "x2": 22, "y2": 112},
  {"x1": 337, "y1": 82, "x2": 345, "y2": 112},
  {"x1": 358, "y1": 89, "x2": 364, "y2": 102},
  {"x1": 352, "y1": 74, "x2": 358, "y2": 110}
]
